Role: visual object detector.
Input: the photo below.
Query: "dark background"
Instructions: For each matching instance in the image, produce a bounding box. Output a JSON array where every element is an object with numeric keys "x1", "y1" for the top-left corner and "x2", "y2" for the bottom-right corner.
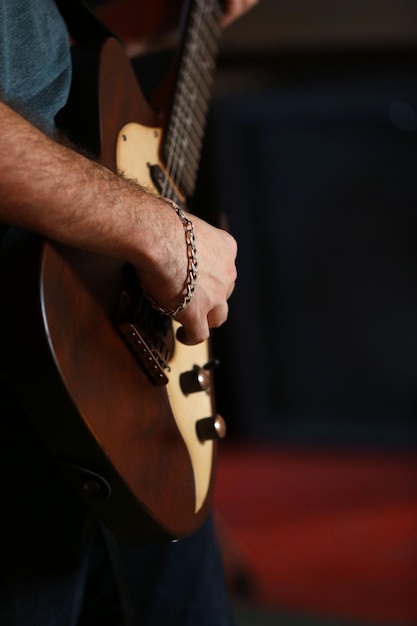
[
  {"x1": 195, "y1": 0, "x2": 417, "y2": 448},
  {"x1": 95, "y1": 0, "x2": 417, "y2": 447},
  {"x1": 93, "y1": 3, "x2": 417, "y2": 623}
]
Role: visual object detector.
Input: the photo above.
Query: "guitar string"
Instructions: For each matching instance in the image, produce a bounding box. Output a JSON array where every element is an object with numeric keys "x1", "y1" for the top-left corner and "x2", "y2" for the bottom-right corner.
[
  {"x1": 178, "y1": 0, "x2": 221, "y2": 193},
  {"x1": 162, "y1": 0, "x2": 219, "y2": 201},
  {"x1": 161, "y1": 0, "x2": 202, "y2": 197},
  {"x1": 162, "y1": 0, "x2": 208, "y2": 198},
  {"x1": 179, "y1": 3, "x2": 220, "y2": 192}
]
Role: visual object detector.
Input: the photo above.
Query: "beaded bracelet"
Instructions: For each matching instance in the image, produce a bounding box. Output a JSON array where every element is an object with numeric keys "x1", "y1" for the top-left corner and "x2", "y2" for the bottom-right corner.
[{"x1": 143, "y1": 198, "x2": 198, "y2": 317}]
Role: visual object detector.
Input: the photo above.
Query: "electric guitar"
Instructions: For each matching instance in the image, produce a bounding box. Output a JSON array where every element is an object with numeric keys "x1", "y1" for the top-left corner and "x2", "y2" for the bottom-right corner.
[{"x1": 1, "y1": 0, "x2": 225, "y2": 544}]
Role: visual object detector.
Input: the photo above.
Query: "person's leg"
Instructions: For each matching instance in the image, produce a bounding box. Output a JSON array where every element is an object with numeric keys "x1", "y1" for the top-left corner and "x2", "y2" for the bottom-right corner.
[
  {"x1": 116, "y1": 514, "x2": 234, "y2": 626},
  {"x1": 0, "y1": 377, "x2": 98, "y2": 626},
  {"x1": 1, "y1": 377, "x2": 233, "y2": 626}
]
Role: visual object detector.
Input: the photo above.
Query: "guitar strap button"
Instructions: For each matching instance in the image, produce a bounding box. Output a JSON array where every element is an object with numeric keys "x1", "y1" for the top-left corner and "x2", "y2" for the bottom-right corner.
[{"x1": 58, "y1": 460, "x2": 112, "y2": 501}]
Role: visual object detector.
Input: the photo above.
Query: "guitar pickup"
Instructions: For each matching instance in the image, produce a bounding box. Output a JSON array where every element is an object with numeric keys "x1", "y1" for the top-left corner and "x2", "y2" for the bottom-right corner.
[{"x1": 118, "y1": 321, "x2": 169, "y2": 386}]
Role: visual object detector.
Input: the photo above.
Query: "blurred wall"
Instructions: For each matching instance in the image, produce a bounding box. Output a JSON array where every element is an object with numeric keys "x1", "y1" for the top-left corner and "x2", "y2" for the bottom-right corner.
[
  {"x1": 220, "y1": 0, "x2": 417, "y2": 54},
  {"x1": 197, "y1": 1, "x2": 417, "y2": 446},
  {"x1": 94, "y1": 0, "x2": 417, "y2": 446}
]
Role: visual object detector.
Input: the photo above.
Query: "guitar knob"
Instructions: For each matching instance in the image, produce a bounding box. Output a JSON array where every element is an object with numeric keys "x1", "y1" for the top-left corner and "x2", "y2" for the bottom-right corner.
[
  {"x1": 180, "y1": 367, "x2": 211, "y2": 394},
  {"x1": 203, "y1": 359, "x2": 220, "y2": 370},
  {"x1": 196, "y1": 415, "x2": 226, "y2": 442}
]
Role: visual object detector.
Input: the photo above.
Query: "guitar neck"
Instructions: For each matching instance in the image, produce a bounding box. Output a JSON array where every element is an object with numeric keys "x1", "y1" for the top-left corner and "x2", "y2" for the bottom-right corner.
[{"x1": 161, "y1": 0, "x2": 222, "y2": 199}]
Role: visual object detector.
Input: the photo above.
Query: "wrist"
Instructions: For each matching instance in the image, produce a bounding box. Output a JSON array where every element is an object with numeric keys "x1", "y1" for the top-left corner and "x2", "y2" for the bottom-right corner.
[{"x1": 140, "y1": 198, "x2": 198, "y2": 316}]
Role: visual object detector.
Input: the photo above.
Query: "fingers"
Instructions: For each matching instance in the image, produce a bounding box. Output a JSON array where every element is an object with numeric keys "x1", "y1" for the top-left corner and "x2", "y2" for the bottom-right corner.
[
  {"x1": 176, "y1": 302, "x2": 229, "y2": 346},
  {"x1": 208, "y1": 302, "x2": 229, "y2": 329},
  {"x1": 220, "y1": 0, "x2": 259, "y2": 27},
  {"x1": 176, "y1": 319, "x2": 210, "y2": 346}
]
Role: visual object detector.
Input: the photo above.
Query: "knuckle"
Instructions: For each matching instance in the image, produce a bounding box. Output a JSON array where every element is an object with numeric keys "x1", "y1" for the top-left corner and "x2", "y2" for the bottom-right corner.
[
  {"x1": 176, "y1": 322, "x2": 210, "y2": 345},
  {"x1": 227, "y1": 232, "x2": 238, "y2": 256},
  {"x1": 198, "y1": 327, "x2": 211, "y2": 343},
  {"x1": 208, "y1": 304, "x2": 229, "y2": 329}
]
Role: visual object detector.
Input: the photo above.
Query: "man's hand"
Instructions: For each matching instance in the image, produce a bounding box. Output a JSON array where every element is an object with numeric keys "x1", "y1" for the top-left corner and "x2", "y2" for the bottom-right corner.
[
  {"x1": 0, "y1": 104, "x2": 237, "y2": 348},
  {"x1": 134, "y1": 202, "x2": 237, "y2": 346},
  {"x1": 221, "y1": 0, "x2": 259, "y2": 28},
  {"x1": 175, "y1": 215, "x2": 237, "y2": 345}
]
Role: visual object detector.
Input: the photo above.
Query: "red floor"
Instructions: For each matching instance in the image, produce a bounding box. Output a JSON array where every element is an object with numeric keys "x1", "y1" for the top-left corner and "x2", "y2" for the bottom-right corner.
[{"x1": 214, "y1": 444, "x2": 417, "y2": 625}]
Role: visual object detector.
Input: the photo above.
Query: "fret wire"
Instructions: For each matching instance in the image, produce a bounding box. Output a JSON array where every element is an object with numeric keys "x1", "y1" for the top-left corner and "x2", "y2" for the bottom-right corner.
[
  {"x1": 163, "y1": 0, "x2": 221, "y2": 197},
  {"x1": 164, "y1": 129, "x2": 204, "y2": 178},
  {"x1": 170, "y1": 67, "x2": 215, "y2": 144},
  {"x1": 165, "y1": 127, "x2": 204, "y2": 159},
  {"x1": 174, "y1": 135, "x2": 201, "y2": 166},
  {"x1": 164, "y1": 139, "x2": 198, "y2": 171},
  {"x1": 164, "y1": 145, "x2": 198, "y2": 183},
  {"x1": 163, "y1": 137, "x2": 198, "y2": 177},
  {"x1": 181, "y1": 52, "x2": 215, "y2": 92},
  {"x1": 176, "y1": 71, "x2": 209, "y2": 106},
  {"x1": 167, "y1": 76, "x2": 214, "y2": 188},
  {"x1": 189, "y1": 14, "x2": 219, "y2": 54},
  {"x1": 188, "y1": 27, "x2": 217, "y2": 57}
]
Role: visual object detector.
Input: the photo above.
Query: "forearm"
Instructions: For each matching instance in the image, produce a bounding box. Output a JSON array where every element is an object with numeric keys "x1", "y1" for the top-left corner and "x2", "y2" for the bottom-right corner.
[
  {"x1": 0, "y1": 102, "x2": 181, "y2": 271},
  {"x1": 0, "y1": 101, "x2": 237, "y2": 345}
]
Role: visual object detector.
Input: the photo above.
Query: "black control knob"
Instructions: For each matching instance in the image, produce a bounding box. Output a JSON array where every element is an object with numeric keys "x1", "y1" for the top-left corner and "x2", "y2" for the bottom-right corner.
[
  {"x1": 196, "y1": 415, "x2": 227, "y2": 441},
  {"x1": 180, "y1": 367, "x2": 211, "y2": 395}
]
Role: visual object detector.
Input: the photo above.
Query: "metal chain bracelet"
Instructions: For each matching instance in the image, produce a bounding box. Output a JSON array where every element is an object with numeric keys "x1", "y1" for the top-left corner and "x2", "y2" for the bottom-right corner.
[{"x1": 143, "y1": 198, "x2": 198, "y2": 317}]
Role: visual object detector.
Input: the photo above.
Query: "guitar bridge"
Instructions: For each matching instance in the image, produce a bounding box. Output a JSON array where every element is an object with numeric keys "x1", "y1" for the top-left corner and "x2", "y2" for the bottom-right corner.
[
  {"x1": 118, "y1": 321, "x2": 169, "y2": 386},
  {"x1": 115, "y1": 266, "x2": 175, "y2": 386}
]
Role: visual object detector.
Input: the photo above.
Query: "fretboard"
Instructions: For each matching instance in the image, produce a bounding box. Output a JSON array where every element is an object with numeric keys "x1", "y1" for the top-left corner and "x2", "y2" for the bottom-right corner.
[{"x1": 161, "y1": 0, "x2": 222, "y2": 199}]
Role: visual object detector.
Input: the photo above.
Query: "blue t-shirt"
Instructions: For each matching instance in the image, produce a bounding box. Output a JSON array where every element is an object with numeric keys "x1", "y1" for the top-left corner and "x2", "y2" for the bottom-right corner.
[{"x1": 0, "y1": 0, "x2": 71, "y2": 135}]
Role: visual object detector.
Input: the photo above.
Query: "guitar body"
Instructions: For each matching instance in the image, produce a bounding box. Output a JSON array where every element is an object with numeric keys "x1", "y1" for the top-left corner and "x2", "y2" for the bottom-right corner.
[{"x1": 1, "y1": 30, "x2": 220, "y2": 543}]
